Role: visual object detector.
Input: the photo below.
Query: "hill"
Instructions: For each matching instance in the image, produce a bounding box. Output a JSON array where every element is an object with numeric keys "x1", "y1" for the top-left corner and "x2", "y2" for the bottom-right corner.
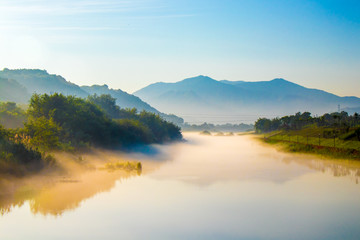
[
  {"x1": 81, "y1": 85, "x2": 184, "y2": 124},
  {"x1": 0, "y1": 69, "x2": 88, "y2": 97},
  {"x1": 0, "y1": 69, "x2": 183, "y2": 125},
  {"x1": 0, "y1": 77, "x2": 30, "y2": 103},
  {"x1": 82, "y1": 84, "x2": 159, "y2": 112},
  {"x1": 134, "y1": 76, "x2": 360, "y2": 123}
]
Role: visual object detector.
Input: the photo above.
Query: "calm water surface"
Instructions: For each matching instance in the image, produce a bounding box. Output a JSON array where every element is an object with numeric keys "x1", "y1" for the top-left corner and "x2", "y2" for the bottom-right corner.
[{"x1": 1, "y1": 133, "x2": 360, "y2": 240}]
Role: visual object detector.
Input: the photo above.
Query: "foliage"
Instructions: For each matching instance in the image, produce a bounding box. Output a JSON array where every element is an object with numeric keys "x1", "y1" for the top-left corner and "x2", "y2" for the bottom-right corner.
[
  {"x1": 138, "y1": 110, "x2": 182, "y2": 142},
  {"x1": 0, "y1": 124, "x2": 44, "y2": 175},
  {"x1": 88, "y1": 94, "x2": 182, "y2": 143},
  {"x1": 255, "y1": 111, "x2": 360, "y2": 139},
  {"x1": 0, "y1": 93, "x2": 182, "y2": 175},
  {"x1": 24, "y1": 116, "x2": 61, "y2": 152},
  {"x1": 182, "y1": 122, "x2": 254, "y2": 132},
  {"x1": 87, "y1": 94, "x2": 120, "y2": 119},
  {"x1": 113, "y1": 119, "x2": 152, "y2": 144},
  {"x1": 0, "y1": 102, "x2": 27, "y2": 129},
  {"x1": 103, "y1": 161, "x2": 142, "y2": 172},
  {"x1": 26, "y1": 93, "x2": 121, "y2": 148},
  {"x1": 263, "y1": 138, "x2": 360, "y2": 160},
  {"x1": 24, "y1": 93, "x2": 182, "y2": 150}
]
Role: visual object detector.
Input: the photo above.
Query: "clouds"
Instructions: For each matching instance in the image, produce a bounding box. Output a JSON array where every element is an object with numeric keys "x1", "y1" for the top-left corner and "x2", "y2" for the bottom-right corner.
[
  {"x1": 0, "y1": 0, "x2": 155, "y2": 15},
  {"x1": 0, "y1": 0, "x2": 193, "y2": 32}
]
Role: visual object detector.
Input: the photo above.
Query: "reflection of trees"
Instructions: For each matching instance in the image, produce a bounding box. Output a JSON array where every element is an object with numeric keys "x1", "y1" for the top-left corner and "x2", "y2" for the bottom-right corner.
[
  {"x1": 282, "y1": 156, "x2": 360, "y2": 184},
  {"x1": 0, "y1": 168, "x2": 141, "y2": 216},
  {"x1": 0, "y1": 181, "x2": 38, "y2": 216}
]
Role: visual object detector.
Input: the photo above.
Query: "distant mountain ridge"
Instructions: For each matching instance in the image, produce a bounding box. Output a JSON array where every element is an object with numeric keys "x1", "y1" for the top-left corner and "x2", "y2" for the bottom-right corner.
[
  {"x1": 0, "y1": 69, "x2": 88, "y2": 97},
  {"x1": 81, "y1": 84, "x2": 159, "y2": 113},
  {"x1": 134, "y1": 75, "x2": 360, "y2": 123},
  {"x1": 0, "y1": 69, "x2": 183, "y2": 125},
  {"x1": 0, "y1": 77, "x2": 31, "y2": 103}
]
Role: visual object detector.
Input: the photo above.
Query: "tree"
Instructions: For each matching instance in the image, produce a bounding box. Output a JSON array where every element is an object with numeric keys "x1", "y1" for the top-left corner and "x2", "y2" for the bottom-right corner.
[
  {"x1": 87, "y1": 94, "x2": 120, "y2": 118},
  {"x1": 25, "y1": 116, "x2": 61, "y2": 152}
]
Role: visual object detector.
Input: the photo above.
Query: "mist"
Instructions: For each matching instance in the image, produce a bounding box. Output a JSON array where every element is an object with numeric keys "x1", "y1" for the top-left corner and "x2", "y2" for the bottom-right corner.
[{"x1": 0, "y1": 147, "x2": 169, "y2": 216}]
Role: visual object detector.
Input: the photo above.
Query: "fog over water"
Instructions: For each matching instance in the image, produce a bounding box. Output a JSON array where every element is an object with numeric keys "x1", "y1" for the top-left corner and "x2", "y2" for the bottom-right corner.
[{"x1": 1, "y1": 133, "x2": 360, "y2": 240}]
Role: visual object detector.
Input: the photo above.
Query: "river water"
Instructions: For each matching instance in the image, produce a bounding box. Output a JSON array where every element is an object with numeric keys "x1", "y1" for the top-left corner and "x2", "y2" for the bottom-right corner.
[{"x1": 1, "y1": 133, "x2": 360, "y2": 240}]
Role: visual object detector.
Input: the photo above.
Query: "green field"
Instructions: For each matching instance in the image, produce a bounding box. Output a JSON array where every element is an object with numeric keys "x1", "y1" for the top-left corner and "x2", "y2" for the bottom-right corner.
[{"x1": 261, "y1": 128, "x2": 360, "y2": 160}]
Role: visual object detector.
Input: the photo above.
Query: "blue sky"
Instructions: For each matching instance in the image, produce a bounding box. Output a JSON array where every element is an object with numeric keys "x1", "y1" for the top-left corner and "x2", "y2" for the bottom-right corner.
[{"x1": 0, "y1": 0, "x2": 359, "y2": 96}]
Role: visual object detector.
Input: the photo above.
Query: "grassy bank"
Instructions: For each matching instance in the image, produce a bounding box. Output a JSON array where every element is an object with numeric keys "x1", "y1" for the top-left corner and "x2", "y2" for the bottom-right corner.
[{"x1": 259, "y1": 130, "x2": 360, "y2": 160}]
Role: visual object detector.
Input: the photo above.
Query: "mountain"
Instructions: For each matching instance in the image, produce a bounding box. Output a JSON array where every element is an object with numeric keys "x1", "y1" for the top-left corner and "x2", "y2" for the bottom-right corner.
[
  {"x1": 0, "y1": 68, "x2": 88, "y2": 97},
  {"x1": 0, "y1": 69, "x2": 183, "y2": 125},
  {"x1": 134, "y1": 76, "x2": 360, "y2": 123},
  {"x1": 81, "y1": 84, "x2": 159, "y2": 113},
  {"x1": 81, "y1": 85, "x2": 184, "y2": 125},
  {"x1": 0, "y1": 77, "x2": 31, "y2": 103}
]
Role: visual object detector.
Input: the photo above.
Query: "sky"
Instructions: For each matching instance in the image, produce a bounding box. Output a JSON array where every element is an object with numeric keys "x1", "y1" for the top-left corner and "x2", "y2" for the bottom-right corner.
[{"x1": 0, "y1": 0, "x2": 359, "y2": 96}]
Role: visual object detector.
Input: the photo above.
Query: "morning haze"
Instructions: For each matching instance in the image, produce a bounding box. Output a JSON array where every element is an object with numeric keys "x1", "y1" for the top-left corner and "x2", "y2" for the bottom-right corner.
[
  {"x1": 0, "y1": 0, "x2": 359, "y2": 96},
  {"x1": 1, "y1": 1, "x2": 360, "y2": 240}
]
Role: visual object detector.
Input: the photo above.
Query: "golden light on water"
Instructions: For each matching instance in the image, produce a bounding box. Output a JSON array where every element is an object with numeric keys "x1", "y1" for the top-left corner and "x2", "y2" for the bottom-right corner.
[{"x1": 1, "y1": 133, "x2": 360, "y2": 239}]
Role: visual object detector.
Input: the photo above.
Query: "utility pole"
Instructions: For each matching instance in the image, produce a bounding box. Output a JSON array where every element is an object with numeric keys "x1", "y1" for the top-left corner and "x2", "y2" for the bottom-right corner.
[{"x1": 338, "y1": 104, "x2": 341, "y2": 113}]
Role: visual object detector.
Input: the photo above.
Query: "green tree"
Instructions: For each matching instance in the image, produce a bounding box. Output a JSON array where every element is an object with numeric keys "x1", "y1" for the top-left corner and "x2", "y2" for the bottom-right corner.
[{"x1": 25, "y1": 116, "x2": 61, "y2": 152}]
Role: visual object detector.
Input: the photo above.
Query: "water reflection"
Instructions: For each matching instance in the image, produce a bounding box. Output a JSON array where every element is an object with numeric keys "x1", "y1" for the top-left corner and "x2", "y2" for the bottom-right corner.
[
  {"x1": 283, "y1": 156, "x2": 360, "y2": 184},
  {"x1": 1, "y1": 133, "x2": 360, "y2": 240},
  {"x1": 0, "y1": 149, "x2": 157, "y2": 216},
  {"x1": 150, "y1": 133, "x2": 360, "y2": 186},
  {"x1": 0, "y1": 170, "x2": 139, "y2": 216},
  {"x1": 1, "y1": 133, "x2": 359, "y2": 217}
]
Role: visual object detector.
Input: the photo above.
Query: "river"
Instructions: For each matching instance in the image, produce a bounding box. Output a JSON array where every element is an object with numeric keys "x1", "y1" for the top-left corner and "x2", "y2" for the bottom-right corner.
[{"x1": 1, "y1": 132, "x2": 360, "y2": 240}]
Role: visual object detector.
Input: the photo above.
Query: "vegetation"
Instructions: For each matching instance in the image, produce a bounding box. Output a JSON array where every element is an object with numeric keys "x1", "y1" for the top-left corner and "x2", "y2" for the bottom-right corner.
[
  {"x1": 255, "y1": 111, "x2": 360, "y2": 135},
  {"x1": 0, "y1": 68, "x2": 184, "y2": 126},
  {"x1": 263, "y1": 139, "x2": 360, "y2": 160},
  {"x1": 103, "y1": 161, "x2": 142, "y2": 173},
  {"x1": 182, "y1": 122, "x2": 253, "y2": 132},
  {"x1": 256, "y1": 111, "x2": 360, "y2": 159},
  {"x1": 0, "y1": 102, "x2": 27, "y2": 129},
  {"x1": 0, "y1": 125, "x2": 45, "y2": 175},
  {"x1": 0, "y1": 93, "x2": 182, "y2": 176},
  {"x1": 21, "y1": 93, "x2": 181, "y2": 150},
  {"x1": 87, "y1": 94, "x2": 182, "y2": 143},
  {"x1": 200, "y1": 130, "x2": 211, "y2": 135}
]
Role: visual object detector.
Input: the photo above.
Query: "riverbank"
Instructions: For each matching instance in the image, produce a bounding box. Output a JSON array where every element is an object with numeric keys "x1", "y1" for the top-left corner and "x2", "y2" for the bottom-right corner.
[
  {"x1": 0, "y1": 149, "x2": 157, "y2": 216},
  {"x1": 257, "y1": 132, "x2": 360, "y2": 160}
]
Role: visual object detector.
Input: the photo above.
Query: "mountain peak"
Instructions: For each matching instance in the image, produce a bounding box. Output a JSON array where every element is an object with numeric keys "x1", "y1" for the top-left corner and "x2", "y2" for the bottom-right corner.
[
  {"x1": 89, "y1": 84, "x2": 109, "y2": 89},
  {"x1": 271, "y1": 78, "x2": 288, "y2": 82},
  {"x1": 269, "y1": 78, "x2": 299, "y2": 86},
  {"x1": 3, "y1": 68, "x2": 49, "y2": 75},
  {"x1": 185, "y1": 75, "x2": 213, "y2": 80},
  {"x1": 181, "y1": 75, "x2": 216, "y2": 84}
]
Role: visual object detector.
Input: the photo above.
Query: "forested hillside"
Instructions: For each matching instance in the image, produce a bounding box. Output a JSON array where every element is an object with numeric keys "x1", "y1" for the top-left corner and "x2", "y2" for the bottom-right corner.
[
  {"x1": 0, "y1": 68, "x2": 183, "y2": 125},
  {"x1": 0, "y1": 93, "x2": 182, "y2": 176}
]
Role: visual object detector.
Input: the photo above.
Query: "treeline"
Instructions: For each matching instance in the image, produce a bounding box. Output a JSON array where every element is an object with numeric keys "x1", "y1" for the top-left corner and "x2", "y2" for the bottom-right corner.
[
  {"x1": 182, "y1": 122, "x2": 254, "y2": 132},
  {"x1": 0, "y1": 93, "x2": 182, "y2": 175},
  {"x1": 255, "y1": 111, "x2": 360, "y2": 140}
]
